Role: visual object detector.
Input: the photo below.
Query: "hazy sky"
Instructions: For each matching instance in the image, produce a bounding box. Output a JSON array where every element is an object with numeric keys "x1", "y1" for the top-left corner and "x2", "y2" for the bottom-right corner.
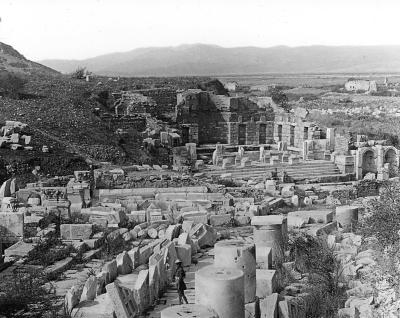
[{"x1": 1, "y1": 0, "x2": 399, "y2": 61}]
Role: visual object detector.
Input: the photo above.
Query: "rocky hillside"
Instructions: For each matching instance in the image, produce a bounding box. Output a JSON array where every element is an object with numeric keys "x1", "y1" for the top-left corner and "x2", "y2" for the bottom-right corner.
[{"x1": 0, "y1": 42, "x2": 59, "y2": 76}]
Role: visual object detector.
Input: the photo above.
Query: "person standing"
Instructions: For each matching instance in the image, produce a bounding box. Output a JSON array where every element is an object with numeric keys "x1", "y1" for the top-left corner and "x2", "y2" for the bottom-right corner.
[{"x1": 174, "y1": 259, "x2": 188, "y2": 304}]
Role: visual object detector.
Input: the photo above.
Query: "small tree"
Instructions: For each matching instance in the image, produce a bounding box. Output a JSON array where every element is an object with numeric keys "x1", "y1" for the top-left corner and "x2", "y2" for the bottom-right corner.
[
  {"x1": 71, "y1": 67, "x2": 86, "y2": 79},
  {"x1": 0, "y1": 71, "x2": 26, "y2": 98}
]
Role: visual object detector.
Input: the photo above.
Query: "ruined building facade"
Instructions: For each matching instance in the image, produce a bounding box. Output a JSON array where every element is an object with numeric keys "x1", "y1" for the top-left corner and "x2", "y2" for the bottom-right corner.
[{"x1": 175, "y1": 89, "x2": 321, "y2": 147}]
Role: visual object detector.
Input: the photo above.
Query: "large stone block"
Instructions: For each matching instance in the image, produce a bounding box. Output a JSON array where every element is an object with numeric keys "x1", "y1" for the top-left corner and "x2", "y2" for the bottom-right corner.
[
  {"x1": 287, "y1": 209, "x2": 334, "y2": 224},
  {"x1": 189, "y1": 223, "x2": 216, "y2": 248},
  {"x1": 80, "y1": 276, "x2": 98, "y2": 302},
  {"x1": 138, "y1": 244, "x2": 153, "y2": 265},
  {"x1": 64, "y1": 285, "x2": 81, "y2": 314},
  {"x1": 256, "y1": 269, "x2": 277, "y2": 298},
  {"x1": 103, "y1": 260, "x2": 118, "y2": 283},
  {"x1": 0, "y1": 212, "x2": 23, "y2": 243},
  {"x1": 175, "y1": 244, "x2": 192, "y2": 266},
  {"x1": 133, "y1": 269, "x2": 149, "y2": 313},
  {"x1": 256, "y1": 245, "x2": 272, "y2": 269},
  {"x1": 182, "y1": 220, "x2": 194, "y2": 233},
  {"x1": 106, "y1": 282, "x2": 138, "y2": 318},
  {"x1": 210, "y1": 214, "x2": 231, "y2": 226},
  {"x1": 128, "y1": 247, "x2": 139, "y2": 269},
  {"x1": 116, "y1": 251, "x2": 133, "y2": 275},
  {"x1": 148, "y1": 265, "x2": 159, "y2": 304},
  {"x1": 245, "y1": 298, "x2": 260, "y2": 318},
  {"x1": 60, "y1": 223, "x2": 93, "y2": 240},
  {"x1": 260, "y1": 293, "x2": 278, "y2": 318},
  {"x1": 72, "y1": 293, "x2": 115, "y2": 318}
]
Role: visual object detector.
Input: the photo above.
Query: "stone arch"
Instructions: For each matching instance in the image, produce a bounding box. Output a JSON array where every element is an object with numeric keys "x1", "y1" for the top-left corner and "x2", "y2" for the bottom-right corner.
[
  {"x1": 361, "y1": 149, "x2": 377, "y2": 177},
  {"x1": 384, "y1": 147, "x2": 398, "y2": 177}
]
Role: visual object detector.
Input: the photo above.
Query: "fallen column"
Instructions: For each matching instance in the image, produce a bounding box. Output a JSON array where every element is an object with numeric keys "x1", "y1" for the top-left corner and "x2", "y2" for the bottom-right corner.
[
  {"x1": 196, "y1": 265, "x2": 244, "y2": 318},
  {"x1": 214, "y1": 240, "x2": 256, "y2": 303}
]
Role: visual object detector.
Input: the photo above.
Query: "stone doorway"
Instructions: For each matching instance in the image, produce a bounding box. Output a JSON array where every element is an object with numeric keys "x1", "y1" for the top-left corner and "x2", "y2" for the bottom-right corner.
[
  {"x1": 181, "y1": 126, "x2": 189, "y2": 144},
  {"x1": 277, "y1": 125, "x2": 282, "y2": 142},
  {"x1": 259, "y1": 124, "x2": 266, "y2": 144},
  {"x1": 362, "y1": 149, "x2": 377, "y2": 177},
  {"x1": 238, "y1": 124, "x2": 246, "y2": 145},
  {"x1": 290, "y1": 125, "x2": 295, "y2": 146},
  {"x1": 384, "y1": 148, "x2": 398, "y2": 177}
]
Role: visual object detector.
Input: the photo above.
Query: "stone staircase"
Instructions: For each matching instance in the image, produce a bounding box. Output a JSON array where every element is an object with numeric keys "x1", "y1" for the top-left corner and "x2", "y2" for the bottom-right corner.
[{"x1": 204, "y1": 160, "x2": 347, "y2": 182}]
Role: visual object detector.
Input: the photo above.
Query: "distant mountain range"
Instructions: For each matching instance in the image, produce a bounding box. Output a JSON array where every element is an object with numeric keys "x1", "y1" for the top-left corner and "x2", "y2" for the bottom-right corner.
[{"x1": 39, "y1": 44, "x2": 400, "y2": 77}]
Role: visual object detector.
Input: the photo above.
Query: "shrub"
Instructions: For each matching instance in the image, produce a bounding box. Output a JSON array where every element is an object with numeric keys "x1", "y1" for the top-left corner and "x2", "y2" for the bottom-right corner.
[
  {"x1": 0, "y1": 70, "x2": 26, "y2": 98},
  {"x1": 0, "y1": 267, "x2": 52, "y2": 317},
  {"x1": 359, "y1": 181, "x2": 400, "y2": 248},
  {"x1": 70, "y1": 67, "x2": 86, "y2": 79},
  {"x1": 26, "y1": 233, "x2": 77, "y2": 267}
]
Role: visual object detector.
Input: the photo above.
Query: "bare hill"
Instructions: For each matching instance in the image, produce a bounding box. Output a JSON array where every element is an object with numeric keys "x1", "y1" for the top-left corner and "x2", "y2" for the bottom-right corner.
[
  {"x1": 40, "y1": 44, "x2": 400, "y2": 76},
  {"x1": 0, "y1": 42, "x2": 59, "y2": 76}
]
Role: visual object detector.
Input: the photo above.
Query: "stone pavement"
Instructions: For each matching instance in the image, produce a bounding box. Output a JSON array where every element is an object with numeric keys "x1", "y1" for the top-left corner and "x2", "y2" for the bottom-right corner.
[{"x1": 142, "y1": 251, "x2": 214, "y2": 318}]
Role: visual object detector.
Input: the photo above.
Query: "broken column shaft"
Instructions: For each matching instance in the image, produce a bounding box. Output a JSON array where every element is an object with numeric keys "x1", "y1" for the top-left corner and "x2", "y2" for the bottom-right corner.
[
  {"x1": 196, "y1": 265, "x2": 244, "y2": 318},
  {"x1": 214, "y1": 240, "x2": 256, "y2": 303}
]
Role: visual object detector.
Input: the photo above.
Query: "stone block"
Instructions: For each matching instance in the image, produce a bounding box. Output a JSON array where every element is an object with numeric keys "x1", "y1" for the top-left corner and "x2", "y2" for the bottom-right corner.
[
  {"x1": 210, "y1": 214, "x2": 231, "y2": 226},
  {"x1": 256, "y1": 269, "x2": 277, "y2": 298},
  {"x1": 259, "y1": 293, "x2": 278, "y2": 318},
  {"x1": 182, "y1": 211, "x2": 208, "y2": 224},
  {"x1": 287, "y1": 210, "x2": 333, "y2": 224},
  {"x1": 106, "y1": 282, "x2": 138, "y2": 318},
  {"x1": 64, "y1": 285, "x2": 81, "y2": 314},
  {"x1": 245, "y1": 298, "x2": 260, "y2": 318},
  {"x1": 189, "y1": 223, "x2": 216, "y2": 248},
  {"x1": 103, "y1": 260, "x2": 118, "y2": 283},
  {"x1": 4, "y1": 241, "x2": 35, "y2": 258},
  {"x1": 72, "y1": 293, "x2": 115, "y2": 318},
  {"x1": 175, "y1": 244, "x2": 192, "y2": 266},
  {"x1": 148, "y1": 265, "x2": 159, "y2": 304},
  {"x1": 139, "y1": 244, "x2": 153, "y2": 265},
  {"x1": 256, "y1": 245, "x2": 272, "y2": 269},
  {"x1": 128, "y1": 247, "x2": 139, "y2": 268},
  {"x1": 306, "y1": 221, "x2": 338, "y2": 236},
  {"x1": 80, "y1": 276, "x2": 98, "y2": 302},
  {"x1": 182, "y1": 220, "x2": 194, "y2": 233},
  {"x1": 134, "y1": 269, "x2": 149, "y2": 313},
  {"x1": 235, "y1": 215, "x2": 250, "y2": 226},
  {"x1": 83, "y1": 238, "x2": 103, "y2": 249},
  {"x1": 178, "y1": 232, "x2": 190, "y2": 245},
  {"x1": 165, "y1": 224, "x2": 181, "y2": 241},
  {"x1": 60, "y1": 223, "x2": 93, "y2": 240},
  {"x1": 0, "y1": 212, "x2": 24, "y2": 243},
  {"x1": 116, "y1": 251, "x2": 133, "y2": 275}
]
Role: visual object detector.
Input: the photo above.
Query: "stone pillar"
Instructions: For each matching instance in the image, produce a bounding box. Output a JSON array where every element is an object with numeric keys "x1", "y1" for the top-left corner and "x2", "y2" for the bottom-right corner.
[
  {"x1": 196, "y1": 266, "x2": 244, "y2": 318},
  {"x1": 302, "y1": 141, "x2": 308, "y2": 160},
  {"x1": 336, "y1": 206, "x2": 358, "y2": 231},
  {"x1": 376, "y1": 145, "x2": 384, "y2": 170},
  {"x1": 214, "y1": 240, "x2": 256, "y2": 303},
  {"x1": 251, "y1": 216, "x2": 285, "y2": 264},
  {"x1": 326, "y1": 128, "x2": 336, "y2": 151},
  {"x1": 161, "y1": 304, "x2": 219, "y2": 318}
]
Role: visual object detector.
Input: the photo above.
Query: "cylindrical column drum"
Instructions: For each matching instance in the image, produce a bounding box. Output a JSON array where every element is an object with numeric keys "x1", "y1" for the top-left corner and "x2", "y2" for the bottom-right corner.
[
  {"x1": 161, "y1": 304, "x2": 219, "y2": 318},
  {"x1": 196, "y1": 266, "x2": 244, "y2": 318},
  {"x1": 214, "y1": 240, "x2": 256, "y2": 303},
  {"x1": 336, "y1": 206, "x2": 358, "y2": 230}
]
